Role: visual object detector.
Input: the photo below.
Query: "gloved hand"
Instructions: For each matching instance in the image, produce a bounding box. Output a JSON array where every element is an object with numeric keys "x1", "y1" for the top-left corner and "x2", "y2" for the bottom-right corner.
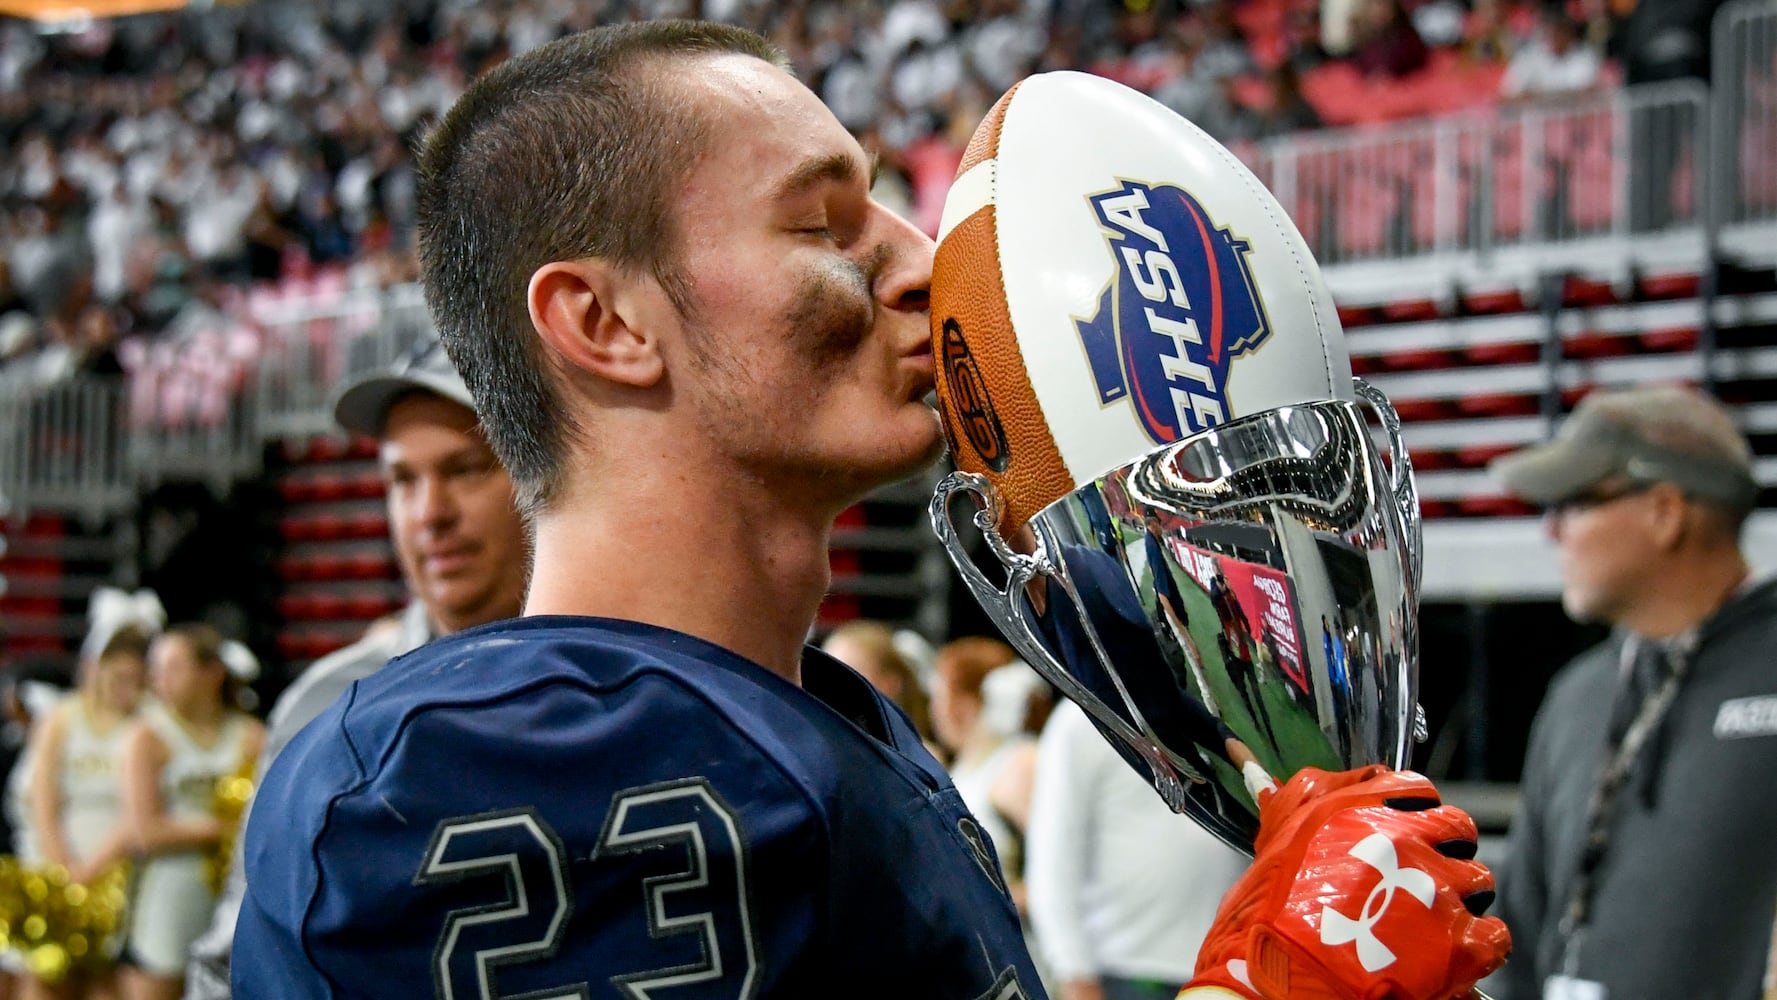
[{"x1": 1183, "y1": 766, "x2": 1510, "y2": 1000}]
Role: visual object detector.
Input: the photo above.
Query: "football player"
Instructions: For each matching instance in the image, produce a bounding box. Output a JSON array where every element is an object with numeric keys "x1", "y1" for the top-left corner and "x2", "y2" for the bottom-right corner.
[{"x1": 234, "y1": 22, "x2": 1507, "y2": 1000}]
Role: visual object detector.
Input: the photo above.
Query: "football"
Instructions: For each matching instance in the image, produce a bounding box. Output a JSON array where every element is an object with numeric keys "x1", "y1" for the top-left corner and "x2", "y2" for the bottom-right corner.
[{"x1": 930, "y1": 71, "x2": 1354, "y2": 533}]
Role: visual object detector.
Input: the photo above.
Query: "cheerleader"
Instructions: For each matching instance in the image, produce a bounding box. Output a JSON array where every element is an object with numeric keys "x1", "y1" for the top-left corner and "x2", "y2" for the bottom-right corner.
[
  {"x1": 118, "y1": 627, "x2": 261, "y2": 1000},
  {"x1": 19, "y1": 591, "x2": 159, "y2": 1000}
]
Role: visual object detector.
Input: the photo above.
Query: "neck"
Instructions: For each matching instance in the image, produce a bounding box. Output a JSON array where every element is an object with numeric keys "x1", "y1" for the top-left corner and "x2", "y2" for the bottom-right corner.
[
  {"x1": 1622, "y1": 547, "x2": 1750, "y2": 640},
  {"x1": 172, "y1": 698, "x2": 224, "y2": 729},
  {"x1": 524, "y1": 461, "x2": 840, "y2": 684}
]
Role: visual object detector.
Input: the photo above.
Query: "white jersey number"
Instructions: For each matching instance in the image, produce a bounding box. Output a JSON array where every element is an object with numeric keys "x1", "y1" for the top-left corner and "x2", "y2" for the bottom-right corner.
[
  {"x1": 418, "y1": 779, "x2": 759, "y2": 1000},
  {"x1": 415, "y1": 809, "x2": 586, "y2": 1000}
]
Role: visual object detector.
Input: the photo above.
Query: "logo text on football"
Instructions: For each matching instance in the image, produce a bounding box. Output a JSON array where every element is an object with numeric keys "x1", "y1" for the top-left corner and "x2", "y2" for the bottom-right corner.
[
  {"x1": 1074, "y1": 181, "x2": 1271, "y2": 444},
  {"x1": 1319, "y1": 833, "x2": 1436, "y2": 972},
  {"x1": 941, "y1": 318, "x2": 1011, "y2": 473}
]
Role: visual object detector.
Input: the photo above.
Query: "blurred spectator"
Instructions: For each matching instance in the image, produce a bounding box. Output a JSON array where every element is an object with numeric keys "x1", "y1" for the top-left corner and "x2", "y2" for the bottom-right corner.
[
  {"x1": 25, "y1": 616, "x2": 150, "y2": 1000},
  {"x1": 1351, "y1": 0, "x2": 1430, "y2": 78},
  {"x1": 821, "y1": 620, "x2": 935, "y2": 744},
  {"x1": 184, "y1": 338, "x2": 529, "y2": 1000},
  {"x1": 1486, "y1": 386, "x2": 1777, "y2": 999},
  {"x1": 1461, "y1": 0, "x2": 1527, "y2": 66},
  {"x1": 1150, "y1": 30, "x2": 1217, "y2": 123},
  {"x1": 121, "y1": 625, "x2": 263, "y2": 1000},
  {"x1": 1282, "y1": 6, "x2": 1332, "y2": 73},
  {"x1": 932, "y1": 637, "x2": 1043, "y2": 879},
  {"x1": 1613, "y1": 0, "x2": 1730, "y2": 84},
  {"x1": 1411, "y1": 0, "x2": 1469, "y2": 48},
  {"x1": 1253, "y1": 65, "x2": 1324, "y2": 138},
  {"x1": 1027, "y1": 700, "x2": 1249, "y2": 1000},
  {"x1": 1500, "y1": 10, "x2": 1603, "y2": 101},
  {"x1": 1192, "y1": 74, "x2": 1263, "y2": 144},
  {"x1": 1193, "y1": 2, "x2": 1256, "y2": 82}
]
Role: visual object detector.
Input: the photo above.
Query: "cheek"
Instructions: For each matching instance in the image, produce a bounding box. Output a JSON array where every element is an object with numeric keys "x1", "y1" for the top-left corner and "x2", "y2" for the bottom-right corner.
[
  {"x1": 784, "y1": 258, "x2": 873, "y2": 374},
  {"x1": 388, "y1": 499, "x2": 427, "y2": 563}
]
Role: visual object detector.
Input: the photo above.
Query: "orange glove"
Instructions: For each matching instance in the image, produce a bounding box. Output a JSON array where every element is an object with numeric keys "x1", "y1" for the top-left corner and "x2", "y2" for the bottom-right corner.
[{"x1": 1185, "y1": 766, "x2": 1510, "y2": 1000}]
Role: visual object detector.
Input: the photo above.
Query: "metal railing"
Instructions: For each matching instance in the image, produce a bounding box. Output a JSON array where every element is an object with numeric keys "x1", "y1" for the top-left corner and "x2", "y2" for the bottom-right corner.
[
  {"x1": 1714, "y1": 0, "x2": 1777, "y2": 231},
  {"x1": 253, "y1": 282, "x2": 432, "y2": 440},
  {"x1": 1245, "y1": 81, "x2": 1711, "y2": 267},
  {"x1": 0, "y1": 376, "x2": 130, "y2": 521}
]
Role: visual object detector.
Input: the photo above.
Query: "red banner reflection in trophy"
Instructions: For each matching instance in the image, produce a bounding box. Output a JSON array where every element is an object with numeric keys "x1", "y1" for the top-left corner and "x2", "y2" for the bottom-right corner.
[{"x1": 1166, "y1": 540, "x2": 1309, "y2": 694}]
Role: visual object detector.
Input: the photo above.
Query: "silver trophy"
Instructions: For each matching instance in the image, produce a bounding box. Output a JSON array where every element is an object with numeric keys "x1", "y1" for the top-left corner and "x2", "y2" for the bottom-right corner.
[{"x1": 931, "y1": 379, "x2": 1424, "y2": 853}]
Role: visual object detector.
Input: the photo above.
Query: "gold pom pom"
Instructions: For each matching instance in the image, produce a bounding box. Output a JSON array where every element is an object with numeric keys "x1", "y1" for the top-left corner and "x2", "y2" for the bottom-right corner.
[
  {"x1": 25, "y1": 943, "x2": 69, "y2": 981},
  {"x1": 0, "y1": 858, "x2": 130, "y2": 983}
]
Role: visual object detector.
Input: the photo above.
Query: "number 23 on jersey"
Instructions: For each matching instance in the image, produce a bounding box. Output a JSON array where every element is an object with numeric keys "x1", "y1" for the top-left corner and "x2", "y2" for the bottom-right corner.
[{"x1": 414, "y1": 777, "x2": 762, "y2": 1000}]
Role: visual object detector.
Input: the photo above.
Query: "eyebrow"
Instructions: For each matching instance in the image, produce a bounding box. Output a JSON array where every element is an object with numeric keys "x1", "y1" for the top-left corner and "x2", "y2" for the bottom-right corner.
[{"x1": 773, "y1": 150, "x2": 879, "y2": 202}]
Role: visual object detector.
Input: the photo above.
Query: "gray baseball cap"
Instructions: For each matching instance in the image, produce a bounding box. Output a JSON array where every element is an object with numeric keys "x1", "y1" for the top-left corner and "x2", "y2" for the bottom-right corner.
[
  {"x1": 1489, "y1": 385, "x2": 1759, "y2": 508},
  {"x1": 333, "y1": 338, "x2": 477, "y2": 438}
]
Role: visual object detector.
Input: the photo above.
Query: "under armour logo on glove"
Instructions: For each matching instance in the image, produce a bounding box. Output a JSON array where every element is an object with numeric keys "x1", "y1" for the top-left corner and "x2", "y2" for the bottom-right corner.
[
  {"x1": 1319, "y1": 833, "x2": 1436, "y2": 972},
  {"x1": 1185, "y1": 767, "x2": 1511, "y2": 1000}
]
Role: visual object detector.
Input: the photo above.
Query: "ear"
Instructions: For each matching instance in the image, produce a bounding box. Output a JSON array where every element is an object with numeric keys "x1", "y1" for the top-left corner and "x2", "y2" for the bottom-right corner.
[
  {"x1": 1646, "y1": 482, "x2": 1689, "y2": 551},
  {"x1": 528, "y1": 260, "x2": 664, "y2": 389}
]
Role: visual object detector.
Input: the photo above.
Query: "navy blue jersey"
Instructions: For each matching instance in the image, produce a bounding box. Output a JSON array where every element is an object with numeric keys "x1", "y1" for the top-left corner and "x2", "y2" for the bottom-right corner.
[{"x1": 234, "y1": 617, "x2": 1044, "y2": 999}]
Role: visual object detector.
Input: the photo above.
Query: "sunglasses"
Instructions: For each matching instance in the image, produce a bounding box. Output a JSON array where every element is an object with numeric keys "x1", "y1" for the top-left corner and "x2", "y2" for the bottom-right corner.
[{"x1": 1543, "y1": 479, "x2": 1656, "y2": 518}]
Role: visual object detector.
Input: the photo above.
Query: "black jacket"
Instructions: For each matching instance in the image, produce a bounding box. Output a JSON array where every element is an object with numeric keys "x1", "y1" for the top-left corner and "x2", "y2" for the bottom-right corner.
[{"x1": 1490, "y1": 579, "x2": 1777, "y2": 999}]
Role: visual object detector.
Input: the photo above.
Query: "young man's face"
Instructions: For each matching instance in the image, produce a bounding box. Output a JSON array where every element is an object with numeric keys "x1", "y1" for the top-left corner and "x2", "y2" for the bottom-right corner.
[
  {"x1": 380, "y1": 393, "x2": 528, "y2": 633},
  {"x1": 652, "y1": 54, "x2": 942, "y2": 504}
]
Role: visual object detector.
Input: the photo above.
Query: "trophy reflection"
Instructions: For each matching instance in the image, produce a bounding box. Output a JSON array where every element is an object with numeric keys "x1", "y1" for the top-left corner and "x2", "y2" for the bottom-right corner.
[{"x1": 932, "y1": 382, "x2": 1425, "y2": 854}]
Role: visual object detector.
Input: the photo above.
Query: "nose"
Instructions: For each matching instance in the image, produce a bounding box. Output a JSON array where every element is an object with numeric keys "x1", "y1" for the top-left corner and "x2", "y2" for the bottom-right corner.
[
  {"x1": 413, "y1": 474, "x2": 460, "y2": 531},
  {"x1": 872, "y1": 203, "x2": 934, "y2": 316}
]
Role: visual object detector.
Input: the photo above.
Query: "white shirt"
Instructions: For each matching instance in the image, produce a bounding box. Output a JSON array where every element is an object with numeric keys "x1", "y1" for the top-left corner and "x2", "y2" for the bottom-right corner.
[
  {"x1": 1500, "y1": 37, "x2": 1602, "y2": 99},
  {"x1": 1026, "y1": 701, "x2": 1249, "y2": 983}
]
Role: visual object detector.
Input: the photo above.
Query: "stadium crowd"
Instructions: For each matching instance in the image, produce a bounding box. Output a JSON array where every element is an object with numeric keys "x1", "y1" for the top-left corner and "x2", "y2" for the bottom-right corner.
[{"x1": 0, "y1": 0, "x2": 1655, "y2": 389}]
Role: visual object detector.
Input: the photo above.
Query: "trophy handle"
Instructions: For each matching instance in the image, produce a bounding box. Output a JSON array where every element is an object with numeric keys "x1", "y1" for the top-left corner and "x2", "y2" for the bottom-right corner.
[
  {"x1": 929, "y1": 472, "x2": 1191, "y2": 810},
  {"x1": 1352, "y1": 377, "x2": 1422, "y2": 591}
]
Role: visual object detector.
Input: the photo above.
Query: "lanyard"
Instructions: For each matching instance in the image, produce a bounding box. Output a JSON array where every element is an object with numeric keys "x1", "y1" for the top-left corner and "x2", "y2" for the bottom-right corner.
[{"x1": 1557, "y1": 634, "x2": 1693, "y2": 975}]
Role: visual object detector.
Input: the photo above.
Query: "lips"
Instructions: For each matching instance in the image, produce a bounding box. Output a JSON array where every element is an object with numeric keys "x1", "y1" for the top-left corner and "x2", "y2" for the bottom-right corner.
[
  {"x1": 422, "y1": 546, "x2": 478, "y2": 576},
  {"x1": 903, "y1": 343, "x2": 936, "y2": 401}
]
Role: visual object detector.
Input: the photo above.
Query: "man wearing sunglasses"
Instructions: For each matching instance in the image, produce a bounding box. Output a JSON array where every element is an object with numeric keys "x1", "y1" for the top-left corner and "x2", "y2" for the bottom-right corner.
[{"x1": 1485, "y1": 384, "x2": 1777, "y2": 1000}]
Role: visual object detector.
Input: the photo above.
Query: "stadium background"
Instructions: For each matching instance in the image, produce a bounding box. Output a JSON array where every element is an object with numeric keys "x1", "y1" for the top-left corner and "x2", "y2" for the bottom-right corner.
[{"x1": 1, "y1": 0, "x2": 1773, "y2": 829}]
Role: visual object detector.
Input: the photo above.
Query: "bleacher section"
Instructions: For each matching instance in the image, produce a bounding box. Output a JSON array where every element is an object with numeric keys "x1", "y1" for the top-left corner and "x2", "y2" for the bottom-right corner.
[{"x1": 0, "y1": 514, "x2": 125, "y2": 654}]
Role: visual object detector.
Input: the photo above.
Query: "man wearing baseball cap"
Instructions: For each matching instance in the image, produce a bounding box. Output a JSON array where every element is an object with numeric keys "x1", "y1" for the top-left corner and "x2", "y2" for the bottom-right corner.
[
  {"x1": 1485, "y1": 384, "x2": 1777, "y2": 999},
  {"x1": 183, "y1": 337, "x2": 528, "y2": 999}
]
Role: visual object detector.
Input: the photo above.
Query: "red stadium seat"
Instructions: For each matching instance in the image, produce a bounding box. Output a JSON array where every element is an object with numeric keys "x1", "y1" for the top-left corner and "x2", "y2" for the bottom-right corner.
[
  {"x1": 1378, "y1": 348, "x2": 1457, "y2": 371},
  {"x1": 1461, "y1": 288, "x2": 1528, "y2": 314},
  {"x1": 1561, "y1": 275, "x2": 1618, "y2": 307},
  {"x1": 1463, "y1": 341, "x2": 1541, "y2": 366},
  {"x1": 1637, "y1": 272, "x2": 1701, "y2": 300},
  {"x1": 1639, "y1": 327, "x2": 1700, "y2": 353},
  {"x1": 1348, "y1": 354, "x2": 1386, "y2": 375},
  {"x1": 1379, "y1": 299, "x2": 1442, "y2": 322},
  {"x1": 1418, "y1": 499, "x2": 1456, "y2": 520},
  {"x1": 1454, "y1": 444, "x2": 1518, "y2": 468},
  {"x1": 1390, "y1": 397, "x2": 1453, "y2": 422},
  {"x1": 1563, "y1": 332, "x2": 1634, "y2": 359},
  {"x1": 1406, "y1": 449, "x2": 1456, "y2": 471},
  {"x1": 1455, "y1": 392, "x2": 1539, "y2": 417}
]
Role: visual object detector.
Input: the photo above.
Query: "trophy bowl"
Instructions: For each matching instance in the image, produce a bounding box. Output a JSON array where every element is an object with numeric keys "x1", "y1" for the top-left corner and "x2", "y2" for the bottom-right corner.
[{"x1": 931, "y1": 380, "x2": 1424, "y2": 854}]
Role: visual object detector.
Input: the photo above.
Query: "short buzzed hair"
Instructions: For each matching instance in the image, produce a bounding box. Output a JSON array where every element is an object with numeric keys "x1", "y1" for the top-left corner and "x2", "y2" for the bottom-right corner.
[{"x1": 417, "y1": 21, "x2": 787, "y2": 517}]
